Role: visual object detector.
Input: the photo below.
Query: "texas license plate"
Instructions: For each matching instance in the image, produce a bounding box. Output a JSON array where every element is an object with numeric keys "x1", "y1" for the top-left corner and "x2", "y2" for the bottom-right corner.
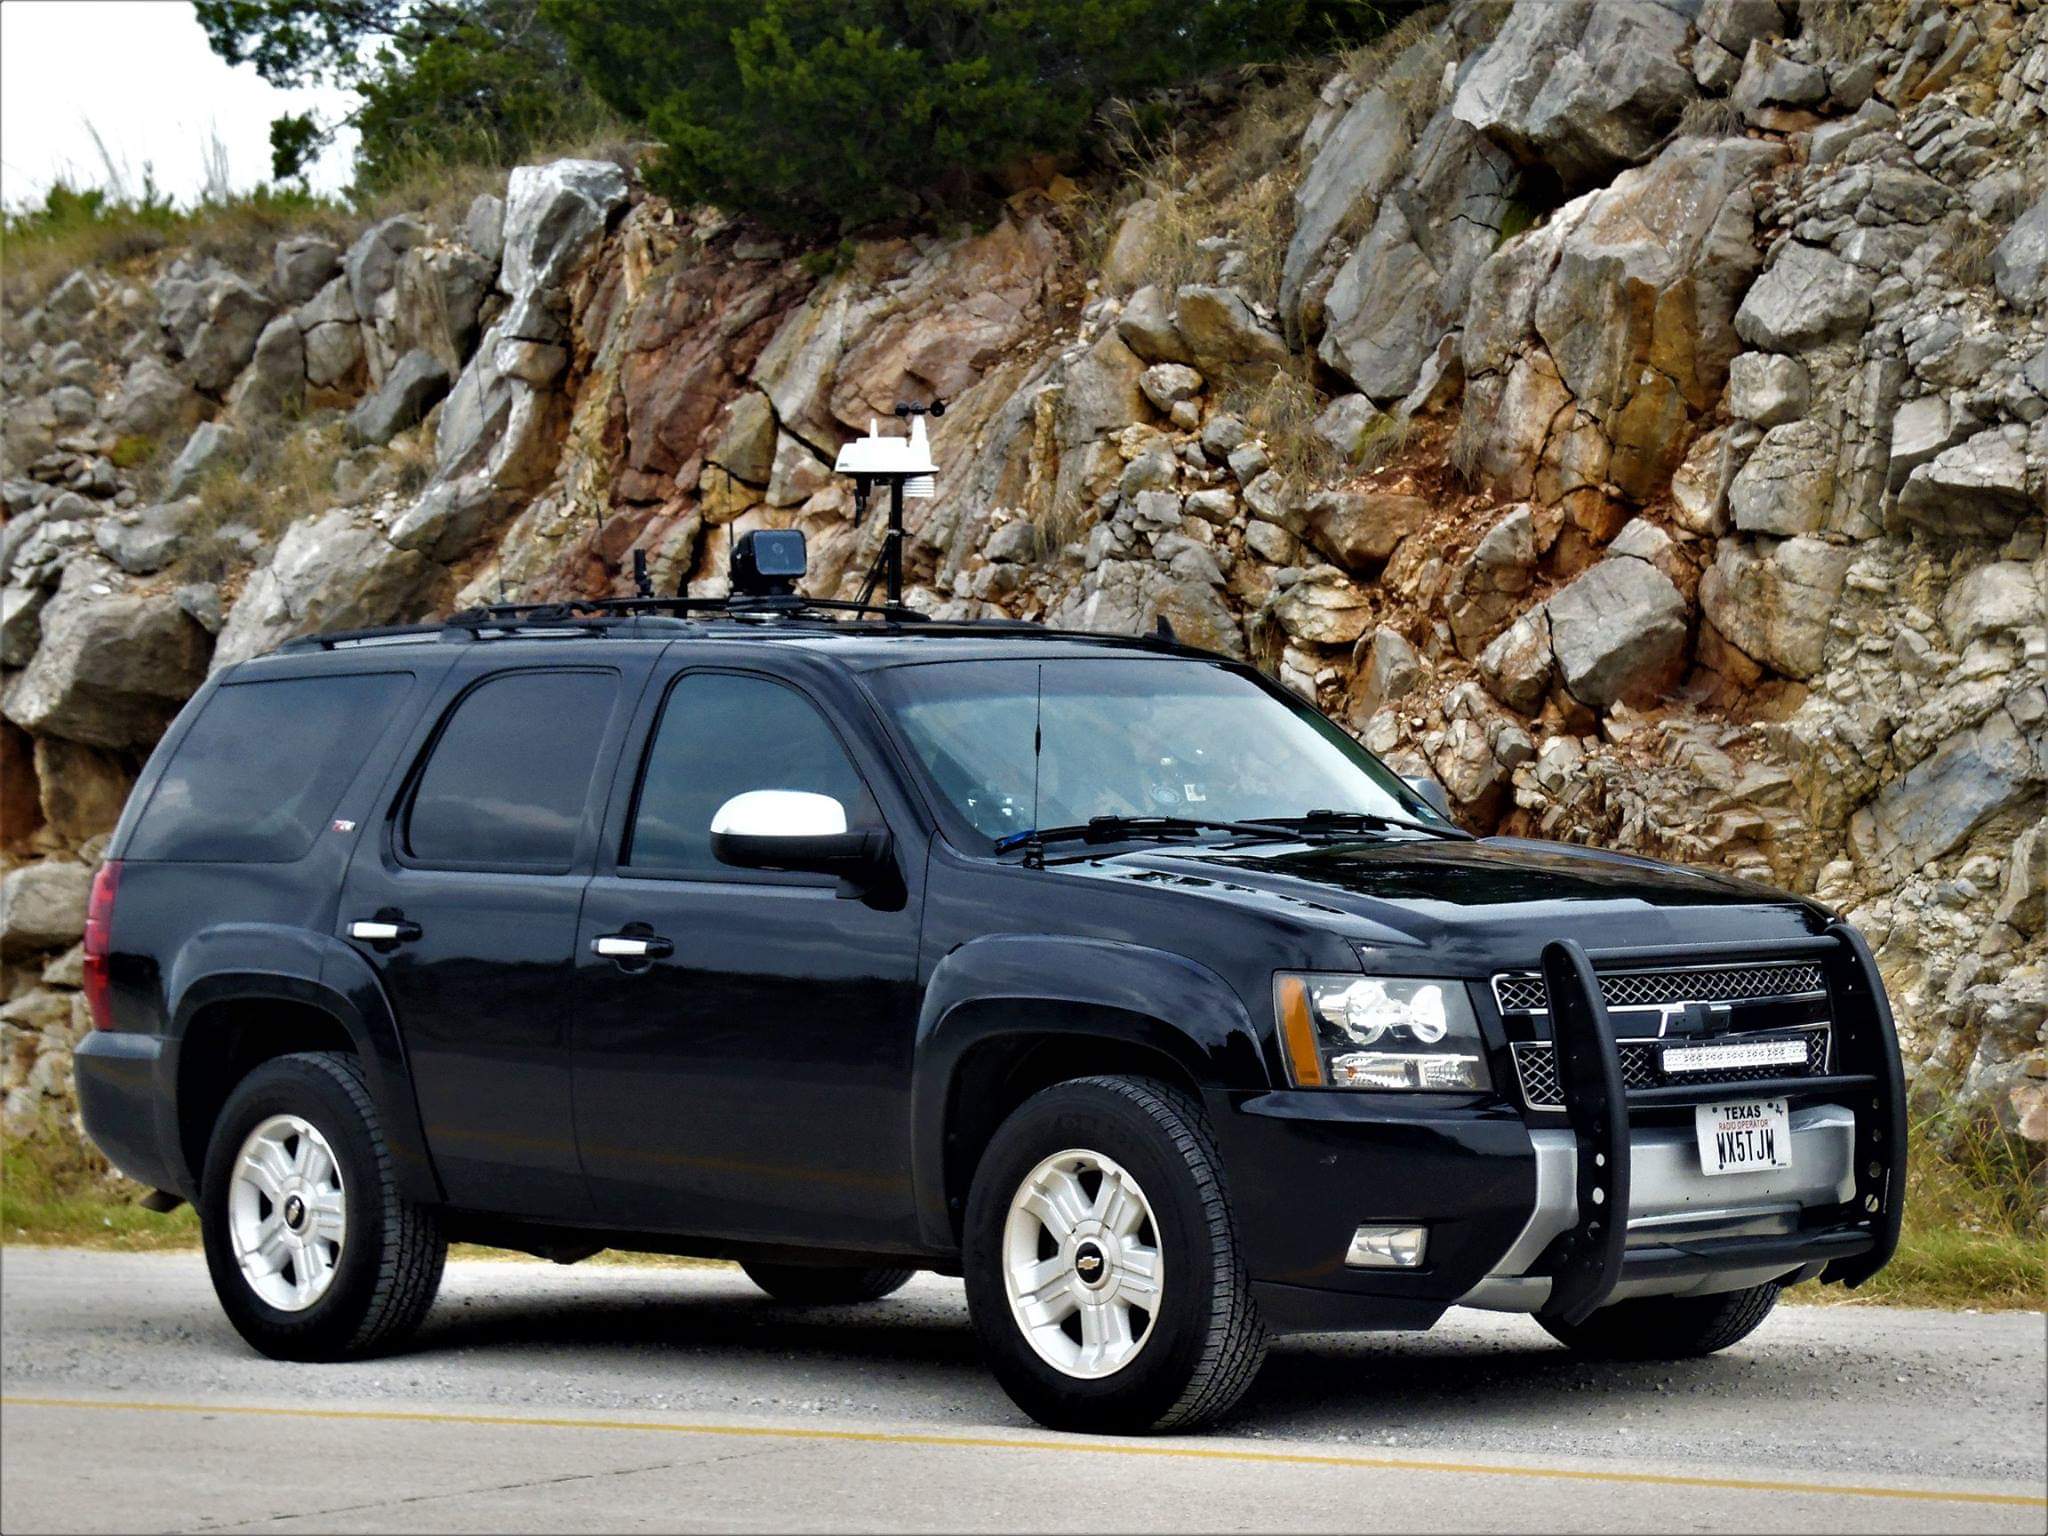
[{"x1": 1695, "y1": 1099, "x2": 1791, "y2": 1176}]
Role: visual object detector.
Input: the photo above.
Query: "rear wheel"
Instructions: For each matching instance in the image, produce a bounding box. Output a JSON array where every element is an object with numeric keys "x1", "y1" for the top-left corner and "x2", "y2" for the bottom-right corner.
[
  {"x1": 740, "y1": 1262, "x2": 915, "y2": 1304},
  {"x1": 1538, "y1": 1282, "x2": 1781, "y2": 1360},
  {"x1": 962, "y1": 1075, "x2": 1266, "y2": 1434},
  {"x1": 199, "y1": 1051, "x2": 446, "y2": 1361}
]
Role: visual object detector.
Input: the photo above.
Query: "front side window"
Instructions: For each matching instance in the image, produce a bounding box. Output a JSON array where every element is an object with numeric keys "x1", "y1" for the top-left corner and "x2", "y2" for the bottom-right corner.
[
  {"x1": 867, "y1": 657, "x2": 1435, "y2": 846},
  {"x1": 627, "y1": 672, "x2": 874, "y2": 874},
  {"x1": 405, "y1": 670, "x2": 618, "y2": 869}
]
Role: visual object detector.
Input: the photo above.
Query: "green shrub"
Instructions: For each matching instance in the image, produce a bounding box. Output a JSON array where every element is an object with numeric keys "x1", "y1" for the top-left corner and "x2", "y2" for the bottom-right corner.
[{"x1": 546, "y1": 0, "x2": 1423, "y2": 232}]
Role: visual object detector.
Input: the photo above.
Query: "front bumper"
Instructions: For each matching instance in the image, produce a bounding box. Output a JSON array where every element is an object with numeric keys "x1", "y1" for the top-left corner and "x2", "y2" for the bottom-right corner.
[{"x1": 1215, "y1": 920, "x2": 1904, "y2": 1334}]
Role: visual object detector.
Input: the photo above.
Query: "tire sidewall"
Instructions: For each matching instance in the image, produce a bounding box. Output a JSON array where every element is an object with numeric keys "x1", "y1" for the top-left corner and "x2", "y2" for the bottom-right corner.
[
  {"x1": 963, "y1": 1080, "x2": 1226, "y2": 1432},
  {"x1": 200, "y1": 1055, "x2": 388, "y2": 1360}
]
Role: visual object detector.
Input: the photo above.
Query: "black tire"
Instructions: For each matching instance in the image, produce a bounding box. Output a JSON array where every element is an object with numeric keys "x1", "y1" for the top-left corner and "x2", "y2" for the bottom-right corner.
[
  {"x1": 199, "y1": 1051, "x2": 446, "y2": 1362},
  {"x1": 962, "y1": 1075, "x2": 1267, "y2": 1435},
  {"x1": 1538, "y1": 1282, "x2": 1781, "y2": 1360},
  {"x1": 740, "y1": 1262, "x2": 915, "y2": 1305}
]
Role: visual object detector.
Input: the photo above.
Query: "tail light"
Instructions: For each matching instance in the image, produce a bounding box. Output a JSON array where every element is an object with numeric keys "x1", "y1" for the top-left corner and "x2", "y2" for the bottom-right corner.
[{"x1": 81, "y1": 859, "x2": 121, "y2": 1031}]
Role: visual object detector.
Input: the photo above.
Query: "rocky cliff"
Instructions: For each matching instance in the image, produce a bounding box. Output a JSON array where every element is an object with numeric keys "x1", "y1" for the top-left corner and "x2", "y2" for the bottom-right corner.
[{"x1": 4, "y1": 0, "x2": 2045, "y2": 1169}]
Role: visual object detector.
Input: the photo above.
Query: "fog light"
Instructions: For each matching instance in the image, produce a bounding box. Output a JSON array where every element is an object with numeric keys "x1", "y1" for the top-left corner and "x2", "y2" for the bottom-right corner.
[{"x1": 1345, "y1": 1224, "x2": 1427, "y2": 1269}]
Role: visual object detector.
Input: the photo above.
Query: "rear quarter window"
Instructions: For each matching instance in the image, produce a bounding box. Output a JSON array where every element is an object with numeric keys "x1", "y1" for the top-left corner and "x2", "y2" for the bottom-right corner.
[{"x1": 127, "y1": 672, "x2": 413, "y2": 863}]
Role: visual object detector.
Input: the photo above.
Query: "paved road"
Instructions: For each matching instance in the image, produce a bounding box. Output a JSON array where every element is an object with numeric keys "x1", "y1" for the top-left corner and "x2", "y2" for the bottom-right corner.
[{"x1": 2, "y1": 1249, "x2": 2042, "y2": 1532}]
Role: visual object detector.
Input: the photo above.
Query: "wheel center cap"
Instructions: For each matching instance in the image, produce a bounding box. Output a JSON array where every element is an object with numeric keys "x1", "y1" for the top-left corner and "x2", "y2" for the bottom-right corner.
[
  {"x1": 282, "y1": 1194, "x2": 307, "y2": 1232},
  {"x1": 1073, "y1": 1240, "x2": 1109, "y2": 1288}
]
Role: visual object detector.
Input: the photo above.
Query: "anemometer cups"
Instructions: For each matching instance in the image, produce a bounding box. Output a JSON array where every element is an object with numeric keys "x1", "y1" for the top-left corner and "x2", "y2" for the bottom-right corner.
[{"x1": 731, "y1": 529, "x2": 808, "y2": 597}]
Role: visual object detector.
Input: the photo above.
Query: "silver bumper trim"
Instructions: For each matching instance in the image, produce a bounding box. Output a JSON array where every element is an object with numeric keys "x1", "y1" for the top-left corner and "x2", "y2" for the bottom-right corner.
[{"x1": 1457, "y1": 1105, "x2": 1857, "y2": 1313}]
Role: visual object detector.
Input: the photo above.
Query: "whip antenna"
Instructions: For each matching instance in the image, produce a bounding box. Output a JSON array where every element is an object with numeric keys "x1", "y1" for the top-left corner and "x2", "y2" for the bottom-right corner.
[{"x1": 1025, "y1": 664, "x2": 1045, "y2": 870}]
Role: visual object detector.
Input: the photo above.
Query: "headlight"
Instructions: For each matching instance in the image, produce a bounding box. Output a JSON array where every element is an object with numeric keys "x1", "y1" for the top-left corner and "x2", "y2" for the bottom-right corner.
[{"x1": 1274, "y1": 974, "x2": 1491, "y2": 1091}]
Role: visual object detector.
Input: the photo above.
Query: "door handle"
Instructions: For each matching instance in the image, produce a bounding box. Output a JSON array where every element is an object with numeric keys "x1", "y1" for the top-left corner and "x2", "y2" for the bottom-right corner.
[
  {"x1": 350, "y1": 918, "x2": 422, "y2": 943},
  {"x1": 592, "y1": 933, "x2": 674, "y2": 960}
]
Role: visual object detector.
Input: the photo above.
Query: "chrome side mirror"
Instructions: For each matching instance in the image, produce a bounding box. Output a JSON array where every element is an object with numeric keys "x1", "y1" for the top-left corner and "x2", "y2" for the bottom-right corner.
[{"x1": 709, "y1": 790, "x2": 895, "y2": 891}]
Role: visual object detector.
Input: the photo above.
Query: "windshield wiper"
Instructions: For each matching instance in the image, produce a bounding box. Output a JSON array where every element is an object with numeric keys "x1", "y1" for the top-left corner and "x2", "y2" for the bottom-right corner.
[
  {"x1": 994, "y1": 815, "x2": 1296, "y2": 856},
  {"x1": 1252, "y1": 808, "x2": 1474, "y2": 842}
]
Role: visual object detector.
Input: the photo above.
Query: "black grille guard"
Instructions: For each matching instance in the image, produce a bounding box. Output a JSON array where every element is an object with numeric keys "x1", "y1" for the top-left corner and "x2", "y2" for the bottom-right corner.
[{"x1": 1530, "y1": 922, "x2": 1906, "y2": 1327}]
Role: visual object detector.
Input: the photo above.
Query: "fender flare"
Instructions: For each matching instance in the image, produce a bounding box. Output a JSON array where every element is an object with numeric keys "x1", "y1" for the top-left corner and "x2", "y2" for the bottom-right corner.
[
  {"x1": 167, "y1": 925, "x2": 441, "y2": 1203},
  {"x1": 909, "y1": 933, "x2": 1268, "y2": 1248}
]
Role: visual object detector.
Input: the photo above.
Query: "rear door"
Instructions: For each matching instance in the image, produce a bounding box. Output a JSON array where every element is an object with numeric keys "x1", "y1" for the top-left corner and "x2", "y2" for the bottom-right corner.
[
  {"x1": 571, "y1": 662, "x2": 927, "y2": 1248},
  {"x1": 342, "y1": 655, "x2": 650, "y2": 1218}
]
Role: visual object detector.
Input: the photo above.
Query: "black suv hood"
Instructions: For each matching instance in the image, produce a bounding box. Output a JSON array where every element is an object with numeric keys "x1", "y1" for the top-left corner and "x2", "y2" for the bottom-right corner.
[{"x1": 1062, "y1": 835, "x2": 1829, "y2": 970}]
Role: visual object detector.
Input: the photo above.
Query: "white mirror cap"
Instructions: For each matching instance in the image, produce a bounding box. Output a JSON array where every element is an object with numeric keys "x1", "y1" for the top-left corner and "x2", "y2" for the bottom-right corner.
[{"x1": 710, "y1": 789, "x2": 848, "y2": 838}]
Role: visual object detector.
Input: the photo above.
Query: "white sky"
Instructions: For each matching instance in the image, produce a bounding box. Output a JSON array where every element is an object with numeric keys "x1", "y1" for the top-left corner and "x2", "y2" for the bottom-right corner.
[{"x1": 1, "y1": 0, "x2": 360, "y2": 210}]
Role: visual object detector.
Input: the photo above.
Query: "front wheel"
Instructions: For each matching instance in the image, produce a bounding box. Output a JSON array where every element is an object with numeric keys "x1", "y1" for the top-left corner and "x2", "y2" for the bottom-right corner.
[
  {"x1": 1538, "y1": 1282, "x2": 1781, "y2": 1360},
  {"x1": 199, "y1": 1051, "x2": 446, "y2": 1361},
  {"x1": 740, "y1": 1262, "x2": 914, "y2": 1304},
  {"x1": 962, "y1": 1075, "x2": 1267, "y2": 1435}
]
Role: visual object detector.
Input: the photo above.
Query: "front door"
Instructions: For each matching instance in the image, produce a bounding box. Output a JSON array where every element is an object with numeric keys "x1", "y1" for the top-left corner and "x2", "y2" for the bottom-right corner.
[
  {"x1": 572, "y1": 667, "x2": 924, "y2": 1248},
  {"x1": 342, "y1": 662, "x2": 638, "y2": 1219}
]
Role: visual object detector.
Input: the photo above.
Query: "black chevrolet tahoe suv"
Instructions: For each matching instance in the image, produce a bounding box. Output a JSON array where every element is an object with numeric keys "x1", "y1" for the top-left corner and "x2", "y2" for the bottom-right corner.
[{"x1": 76, "y1": 546, "x2": 1906, "y2": 1435}]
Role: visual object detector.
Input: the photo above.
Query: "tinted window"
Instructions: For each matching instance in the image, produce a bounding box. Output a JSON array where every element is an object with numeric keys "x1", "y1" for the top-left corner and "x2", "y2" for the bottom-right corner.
[
  {"x1": 628, "y1": 672, "x2": 873, "y2": 874},
  {"x1": 406, "y1": 670, "x2": 617, "y2": 869},
  {"x1": 128, "y1": 673, "x2": 412, "y2": 863},
  {"x1": 868, "y1": 657, "x2": 1438, "y2": 846}
]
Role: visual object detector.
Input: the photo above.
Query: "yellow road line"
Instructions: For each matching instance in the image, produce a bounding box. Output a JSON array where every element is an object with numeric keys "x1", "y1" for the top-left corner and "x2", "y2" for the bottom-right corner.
[{"x1": 5, "y1": 1395, "x2": 2043, "y2": 1510}]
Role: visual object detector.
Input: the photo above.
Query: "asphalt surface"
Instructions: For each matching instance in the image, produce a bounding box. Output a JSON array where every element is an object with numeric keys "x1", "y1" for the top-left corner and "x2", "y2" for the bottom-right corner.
[{"x1": 1, "y1": 1249, "x2": 2042, "y2": 1533}]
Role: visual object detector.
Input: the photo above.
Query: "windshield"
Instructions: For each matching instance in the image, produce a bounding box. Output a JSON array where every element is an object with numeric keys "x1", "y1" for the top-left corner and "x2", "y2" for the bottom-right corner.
[{"x1": 868, "y1": 656, "x2": 1442, "y2": 849}]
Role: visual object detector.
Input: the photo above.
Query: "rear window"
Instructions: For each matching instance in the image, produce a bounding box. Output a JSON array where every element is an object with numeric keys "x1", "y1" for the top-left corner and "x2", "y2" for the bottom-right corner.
[
  {"x1": 128, "y1": 672, "x2": 412, "y2": 863},
  {"x1": 404, "y1": 669, "x2": 618, "y2": 870}
]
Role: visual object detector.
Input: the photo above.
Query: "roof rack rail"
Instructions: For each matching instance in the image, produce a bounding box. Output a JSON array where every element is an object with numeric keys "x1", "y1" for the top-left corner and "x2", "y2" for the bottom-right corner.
[{"x1": 441, "y1": 592, "x2": 931, "y2": 629}]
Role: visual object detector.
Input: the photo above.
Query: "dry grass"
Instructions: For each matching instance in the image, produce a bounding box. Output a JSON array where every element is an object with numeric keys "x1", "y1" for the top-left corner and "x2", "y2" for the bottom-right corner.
[
  {"x1": 1677, "y1": 96, "x2": 1748, "y2": 140},
  {"x1": 1089, "y1": 63, "x2": 1323, "y2": 308},
  {"x1": 1944, "y1": 212, "x2": 2004, "y2": 291},
  {"x1": 1226, "y1": 358, "x2": 1336, "y2": 487},
  {"x1": 1788, "y1": 1114, "x2": 2045, "y2": 1312},
  {"x1": 174, "y1": 416, "x2": 357, "y2": 581},
  {"x1": 1799, "y1": 0, "x2": 1902, "y2": 64}
]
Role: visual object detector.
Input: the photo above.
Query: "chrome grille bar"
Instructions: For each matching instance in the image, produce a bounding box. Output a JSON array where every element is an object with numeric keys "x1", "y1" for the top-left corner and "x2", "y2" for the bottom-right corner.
[{"x1": 1494, "y1": 961, "x2": 1827, "y2": 1016}]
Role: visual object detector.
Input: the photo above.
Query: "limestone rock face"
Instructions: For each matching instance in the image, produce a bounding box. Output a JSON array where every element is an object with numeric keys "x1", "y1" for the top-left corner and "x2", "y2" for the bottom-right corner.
[
  {"x1": 1299, "y1": 490, "x2": 1428, "y2": 570},
  {"x1": 1272, "y1": 566, "x2": 1372, "y2": 646},
  {"x1": 1545, "y1": 554, "x2": 1689, "y2": 708},
  {"x1": 1895, "y1": 428, "x2": 2041, "y2": 539},
  {"x1": 1320, "y1": 109, "x2": 1520, "y2": 404},
  {"x1": 0, "y1": 560, "x2": 211, "y2": 748},
  {"x1": 1167, "y1": 286, "x2": 1290, "y2": 381},
  {"x1": 1699, "y1": 536, "x2": 1850, "y2": 680},
  {"x1": 270, "y1": 235, "x2": 341, "y2": 305},
  {"x1": 1460, "y1": 134, "x2": 1782, "y2": 503},
  {"x1": 175, "y1": 273, "x2": 278, "y2": 393},
  {"x1": 1734, "y1": 241, "x2": 1872, "y2": 352},
  {"x1": 1728, "y1": 418, "x2": 1837, "y2": 536},
  {"x1": 1279, "y1": 44, "x2": 1433, "y2": 334},
  {"x1": 346, "y1": 349, "x2": 451, "y2": 448},
  {"x1": 212, "y1": 511, "x2": 439, "y2": 667},
  {"x1": 1452, "y1": 0, "x2": 1698, "y2": 190},
  {"x1": 110, "y1": 356, "x2": 203, "y2": 438},
  {"x1": 1, "y1": 861, "x2": 93, "y2": 956},
  {"x1": 1852, "y1": 711, "x2": 2046, "y2": 884},
  {"x1": 1992, "y1": 192, "x2": 2048, "y2": 311}
]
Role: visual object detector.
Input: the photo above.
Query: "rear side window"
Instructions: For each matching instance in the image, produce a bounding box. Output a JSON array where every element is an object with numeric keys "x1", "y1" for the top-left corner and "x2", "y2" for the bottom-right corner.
[
  {"x1": 128, "y1": 673, "x2": 412, "y2": 863},
  {"x1": 405, "y1": 669, "x2": 618, "y2": 870}
]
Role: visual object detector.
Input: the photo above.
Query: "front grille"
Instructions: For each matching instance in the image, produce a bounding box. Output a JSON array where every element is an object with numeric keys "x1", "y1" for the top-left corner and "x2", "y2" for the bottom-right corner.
[
  {"x1": 1493, "y1": 962, "x2": 1826, "y2": 1015},
  {"x1": 1511, "y1": 1028, "x2": 1830, "y2": 1111}
]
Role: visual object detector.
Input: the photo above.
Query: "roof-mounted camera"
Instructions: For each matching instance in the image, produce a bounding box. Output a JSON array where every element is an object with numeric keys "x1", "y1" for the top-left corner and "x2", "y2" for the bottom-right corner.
[{"x1": 731, "y1": 529, "x2": 807, "y2": 599}]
